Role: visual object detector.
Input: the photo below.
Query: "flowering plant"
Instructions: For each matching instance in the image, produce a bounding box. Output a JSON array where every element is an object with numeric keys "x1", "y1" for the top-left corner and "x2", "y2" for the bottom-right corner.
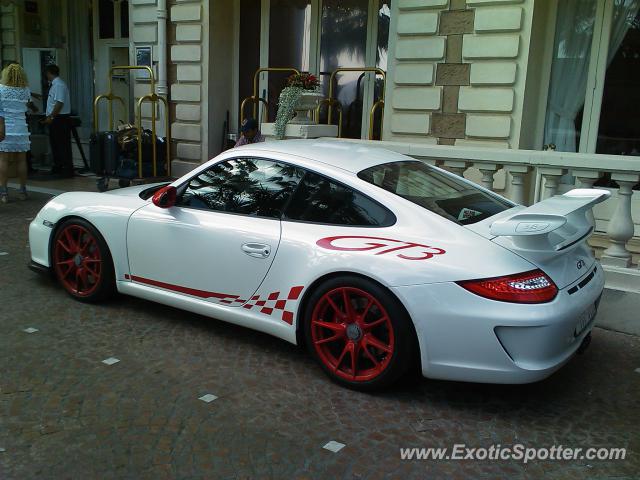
[{"x1": 286, "y1": 73, "x2": 320, "y2": 91}]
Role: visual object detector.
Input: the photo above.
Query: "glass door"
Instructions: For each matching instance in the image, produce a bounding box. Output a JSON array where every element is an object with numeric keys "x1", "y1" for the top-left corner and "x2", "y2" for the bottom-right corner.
[
  {"x1": 318, "y1": 0, "x2": 391, "y2": 139},
  {"x1": 235, "y1": 0, "x2": 391, "y2": 138},
  {"x1": 318, "y1": 0, "x2": 369, "y2": 138},
  {"x1": 267, "y1": 0, "x2": 313, "y2": 121}
]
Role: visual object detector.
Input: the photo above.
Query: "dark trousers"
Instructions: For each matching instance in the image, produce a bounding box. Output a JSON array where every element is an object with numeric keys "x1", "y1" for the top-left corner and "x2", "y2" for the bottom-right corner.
[{"x1": 49, "y1": 115, "x2": 73, "y2": 174}]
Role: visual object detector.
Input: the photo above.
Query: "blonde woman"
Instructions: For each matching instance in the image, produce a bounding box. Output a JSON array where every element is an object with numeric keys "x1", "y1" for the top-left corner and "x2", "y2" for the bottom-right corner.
[{"x1": 0, "y1": 64, "x2": 36, "y2": 203}]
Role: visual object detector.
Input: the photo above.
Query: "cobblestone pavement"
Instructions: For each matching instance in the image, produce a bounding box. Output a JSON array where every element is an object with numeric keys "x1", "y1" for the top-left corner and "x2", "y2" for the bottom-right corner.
[{"x1": 1, "y1": 192, "x2": 639, "y2": 480}]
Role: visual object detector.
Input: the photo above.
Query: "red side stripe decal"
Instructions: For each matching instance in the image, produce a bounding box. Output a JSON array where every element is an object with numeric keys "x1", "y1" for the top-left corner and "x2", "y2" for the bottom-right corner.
[
  {"x1": 127, "y1": 274, "x2": 304, "y2": 325},
  {"x1": 128, "y1": 275, "x2": 233, "y2": 299}
]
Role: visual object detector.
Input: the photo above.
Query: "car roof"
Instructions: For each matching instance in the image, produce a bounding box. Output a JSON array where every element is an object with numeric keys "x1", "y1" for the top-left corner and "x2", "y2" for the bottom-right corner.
[{"x1": 235, "y1": 139, "x2": 415, "y2": 174}]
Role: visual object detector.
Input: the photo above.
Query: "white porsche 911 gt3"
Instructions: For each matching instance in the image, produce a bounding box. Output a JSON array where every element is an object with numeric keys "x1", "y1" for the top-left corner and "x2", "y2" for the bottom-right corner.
[{"x1": 29, "y1": 140, "x2": 608, "y2": 389}]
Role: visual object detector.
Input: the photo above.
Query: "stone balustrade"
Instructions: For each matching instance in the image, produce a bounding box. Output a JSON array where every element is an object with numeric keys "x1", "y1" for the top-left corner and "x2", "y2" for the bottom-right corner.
[{"x1": 323, "y1": 138, "x2": 640, "y2": 292}]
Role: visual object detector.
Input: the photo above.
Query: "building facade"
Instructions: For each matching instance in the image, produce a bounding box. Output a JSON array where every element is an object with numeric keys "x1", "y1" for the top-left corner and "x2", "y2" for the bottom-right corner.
[{"x1": 1, "y1": 0, "x2": 639, "y2": 299}]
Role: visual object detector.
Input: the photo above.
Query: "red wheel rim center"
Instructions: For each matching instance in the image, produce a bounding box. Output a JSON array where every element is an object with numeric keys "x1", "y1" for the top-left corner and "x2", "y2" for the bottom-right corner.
[{"x1": 311, "y1": 287, "x2": 395, "y2": 382}]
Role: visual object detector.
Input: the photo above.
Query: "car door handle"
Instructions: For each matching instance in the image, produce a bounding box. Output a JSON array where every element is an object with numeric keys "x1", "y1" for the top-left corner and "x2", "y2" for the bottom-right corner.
[{"x1": 241, "y1": 243, "x2": 271, "y2": 258}]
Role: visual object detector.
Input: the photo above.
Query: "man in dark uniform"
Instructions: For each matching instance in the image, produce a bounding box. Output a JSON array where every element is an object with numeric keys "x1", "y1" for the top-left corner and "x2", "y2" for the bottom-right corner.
[{"x1": 42, "y1": 65, "x2": 73, "y2": 177}]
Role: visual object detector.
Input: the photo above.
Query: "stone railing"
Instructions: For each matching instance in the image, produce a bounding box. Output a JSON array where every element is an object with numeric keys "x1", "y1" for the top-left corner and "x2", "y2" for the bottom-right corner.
[{"x1": 324, "y1": 138, "x2": 640, "y2": 292}]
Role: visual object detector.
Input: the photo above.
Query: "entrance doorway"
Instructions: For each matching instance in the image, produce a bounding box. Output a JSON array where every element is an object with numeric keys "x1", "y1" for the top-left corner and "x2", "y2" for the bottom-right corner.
[
  {"x1": 92, "y1": 0, "x2": 131, "y2": 132},
  {"x1": 236, "y1": 0, "x2": 391, "y2": 139}
]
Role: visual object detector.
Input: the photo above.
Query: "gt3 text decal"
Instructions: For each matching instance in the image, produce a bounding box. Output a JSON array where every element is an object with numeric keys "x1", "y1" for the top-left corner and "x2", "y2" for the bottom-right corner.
[
  {"x1": 125, "y1": 275, "x2": 303, "y2": 324},
  {"x1": 316, "y1": 236, "x2": 445, "y2": 261}
]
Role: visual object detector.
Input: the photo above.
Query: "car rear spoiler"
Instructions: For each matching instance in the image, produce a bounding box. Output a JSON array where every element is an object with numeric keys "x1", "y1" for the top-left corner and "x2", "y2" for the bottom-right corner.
[{"x1": 489, "y1": 189, "x2": 610, "y2": 253}]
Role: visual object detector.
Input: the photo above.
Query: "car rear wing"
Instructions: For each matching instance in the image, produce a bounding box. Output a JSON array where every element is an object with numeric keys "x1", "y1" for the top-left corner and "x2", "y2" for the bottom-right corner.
[{"x1": 489, "y1": 189, "x2": 611, "y2": 253}]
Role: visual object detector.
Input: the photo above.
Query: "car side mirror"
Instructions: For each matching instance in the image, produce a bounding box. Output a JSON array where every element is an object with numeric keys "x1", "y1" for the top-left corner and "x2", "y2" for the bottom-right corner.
[{"x1": 152, "y1": 185, "x2": 177, "y2": 209}]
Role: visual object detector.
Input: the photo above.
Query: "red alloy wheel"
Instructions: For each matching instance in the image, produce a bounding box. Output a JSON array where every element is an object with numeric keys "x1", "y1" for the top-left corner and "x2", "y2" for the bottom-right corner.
[
  {"x1": 310, "y1": 287, "x2": 395, "y2": 382},
  {"x1": 53, "y1": 225, "x2": 103, "y2": 297}
]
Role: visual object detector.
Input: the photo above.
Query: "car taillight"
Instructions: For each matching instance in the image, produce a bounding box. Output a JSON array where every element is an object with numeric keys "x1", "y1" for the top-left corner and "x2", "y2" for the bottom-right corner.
[{"x1": 457, "y1": 269, "x2": 558, "y2": 304}]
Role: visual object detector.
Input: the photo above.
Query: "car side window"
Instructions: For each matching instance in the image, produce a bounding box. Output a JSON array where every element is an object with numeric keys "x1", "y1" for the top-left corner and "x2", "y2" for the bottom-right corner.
[
  {"x1": 284, "y1": 171, "x2": 395, "y2": 226},
  {"x1": 177, "y1": 158, "x2": 304, "y2": 219}
]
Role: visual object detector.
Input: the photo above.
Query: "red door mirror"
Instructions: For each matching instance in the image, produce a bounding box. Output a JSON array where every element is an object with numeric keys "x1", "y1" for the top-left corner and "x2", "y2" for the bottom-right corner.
[{"x1": 152, "y1": 185, "x2": 177, "y2": 209}]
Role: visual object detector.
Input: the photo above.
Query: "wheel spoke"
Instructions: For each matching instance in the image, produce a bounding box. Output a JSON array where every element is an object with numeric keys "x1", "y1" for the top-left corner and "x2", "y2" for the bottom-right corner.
[
  {"x1": 361, "y1": 298, "x2": 374, "y2": 320},
  {"x1": 342, "y1": 289, "x2": 355, "y2": 320},
  {"x1": 56, "y1": 239, "x2": 73, "y2": 255},
  {"x1": 60, "y1": 264, "x2": 75, "y2": 280},
  {"x1": 363, "y1": 316, "x2": 388, "y2": 331},
  {"x1": 85, "y1": 264, "x2": 100, "y2": 279},
  {"x1": 80, "y1": 236, "x2": 92, "y2": 254},
  {"x1": 362, "y1": 345, "x2": 380, "y2": 367},
  {"x1": 335, "y1": 343, "x2": 351, "y2": 371},
  {"x1": 325, "y1": 295, "x2": 344, "y2": 319},
  {"x1": 77, "y1": 268, "x2": 89, "y2": 293},
  {"x1": 314, "y1": 333, "x2": 343, "y2": 345},
  {"x1": 350, "y1": 342, "x2": 360, "y2": 378},
  {"x1": 64, "y1": 228, "x2": 78, "y2": 252},
  {"x1": 312, "y1": 320, "x2": 346, "y2": 334},
  {"x1": 364, "y1": 333, "x2": 392, "y2": 354}
]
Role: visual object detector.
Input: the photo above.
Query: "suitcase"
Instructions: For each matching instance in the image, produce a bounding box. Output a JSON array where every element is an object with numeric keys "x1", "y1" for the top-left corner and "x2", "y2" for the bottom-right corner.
[
  {"x1": 89, "y1": 131, "x2": 120, "y2": 176},
  {"x1": 116, "y1": 136, "x2": 167, "y2": 180}
]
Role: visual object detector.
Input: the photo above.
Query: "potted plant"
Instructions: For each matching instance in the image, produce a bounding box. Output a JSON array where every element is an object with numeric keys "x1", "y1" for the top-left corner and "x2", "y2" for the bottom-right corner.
[{"x1": 274, "y1": 73, "x2": 323, "y2": 139}]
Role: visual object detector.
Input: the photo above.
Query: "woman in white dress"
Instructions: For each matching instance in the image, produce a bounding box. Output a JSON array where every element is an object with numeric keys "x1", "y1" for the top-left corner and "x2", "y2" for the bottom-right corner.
[{"x1": 0, "y1": 64, "x2": 36, "y2": 204}]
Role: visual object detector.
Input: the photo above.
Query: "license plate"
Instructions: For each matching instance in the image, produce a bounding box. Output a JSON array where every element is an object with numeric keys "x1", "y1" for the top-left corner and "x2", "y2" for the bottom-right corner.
[{"x1": 574, "y1": 303, "x2": 597, "y2": 337}]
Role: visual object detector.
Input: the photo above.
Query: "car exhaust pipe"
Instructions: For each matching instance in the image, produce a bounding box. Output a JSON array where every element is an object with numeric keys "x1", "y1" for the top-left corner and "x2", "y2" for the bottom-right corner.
[{"x1": 577, "y1": 332, "x2": 592, "y2": 355}]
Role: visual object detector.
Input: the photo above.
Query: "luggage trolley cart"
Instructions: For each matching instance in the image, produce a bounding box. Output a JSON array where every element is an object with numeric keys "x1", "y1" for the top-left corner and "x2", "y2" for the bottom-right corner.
[{"x1": 92, "y1": 65, "x2": 171, "y2": 191}]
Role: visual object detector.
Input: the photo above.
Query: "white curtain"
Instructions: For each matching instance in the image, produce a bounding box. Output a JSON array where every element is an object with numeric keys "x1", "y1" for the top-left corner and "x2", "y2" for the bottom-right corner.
[
  {"x1": 609, "y1": 0, "x2": 640, "y2": 66},
  {"x1": 544, "y1": 0, "x2": 597, "y2": 152},
  {"x1": 544, "y1": 0, "x2": 640, "y2": 153}
]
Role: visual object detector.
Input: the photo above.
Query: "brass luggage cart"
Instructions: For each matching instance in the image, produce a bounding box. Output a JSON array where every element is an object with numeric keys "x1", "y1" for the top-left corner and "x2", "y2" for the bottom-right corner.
[
  {"x1": 92, "y1": 65, "x2": 171, "y2": 190},
  {"x1": 240, "y1": 67, "x2": 301, "y2": 126},
  {"x1": 316, "y1": 67, "x2": 386, "y2": 140}
]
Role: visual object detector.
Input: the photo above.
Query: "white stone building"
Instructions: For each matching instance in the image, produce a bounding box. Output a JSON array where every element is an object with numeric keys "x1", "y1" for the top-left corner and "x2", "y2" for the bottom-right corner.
[{"x1": 1, "y1": 0, "x2": 640, "y2": 325}]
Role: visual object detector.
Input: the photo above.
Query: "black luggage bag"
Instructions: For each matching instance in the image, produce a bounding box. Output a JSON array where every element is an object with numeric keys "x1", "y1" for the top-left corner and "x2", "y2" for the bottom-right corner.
[
  {"x1": 89, "y1": 131, "x2": 120, "y2": 176},
  {"x1": 116, "y1": 135, "x2": 167, "y2": 180}
]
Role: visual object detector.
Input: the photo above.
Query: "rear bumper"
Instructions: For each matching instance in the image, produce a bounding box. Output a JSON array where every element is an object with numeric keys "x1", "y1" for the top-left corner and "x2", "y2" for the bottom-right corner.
[{"x1": 392, "y1": 264, "x2": 604, "y2": 384}]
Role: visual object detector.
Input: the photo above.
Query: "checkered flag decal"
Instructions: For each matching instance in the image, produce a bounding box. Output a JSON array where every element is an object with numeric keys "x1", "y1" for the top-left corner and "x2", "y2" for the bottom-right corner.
[{"x1": 220, "y1": 286, "x2": 304, "y2": 324}]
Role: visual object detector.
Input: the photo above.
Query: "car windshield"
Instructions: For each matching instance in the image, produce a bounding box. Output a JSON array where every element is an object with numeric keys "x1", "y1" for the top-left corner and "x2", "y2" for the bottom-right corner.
[{"x1": 357, "y1": 161, "x2": 513, "y2": 225}]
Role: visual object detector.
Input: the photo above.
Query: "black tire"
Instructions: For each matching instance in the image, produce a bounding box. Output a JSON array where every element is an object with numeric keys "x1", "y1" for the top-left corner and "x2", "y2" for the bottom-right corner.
[
  {"x1": 51, "y1": 218, "x2": 116, "y2": 303},
  {"x1": 304, "y1": 275, "x2": 417, "y2": 391}
]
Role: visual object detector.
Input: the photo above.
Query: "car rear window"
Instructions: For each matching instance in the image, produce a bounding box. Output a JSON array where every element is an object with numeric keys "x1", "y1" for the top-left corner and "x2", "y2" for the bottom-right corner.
[{"x1": 357, "y1": 161, "x2": 513, "y2": 225}]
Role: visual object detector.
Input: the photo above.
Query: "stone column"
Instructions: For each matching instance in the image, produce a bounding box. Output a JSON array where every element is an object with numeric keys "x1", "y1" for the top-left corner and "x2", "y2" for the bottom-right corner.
[
  {"x1": 575, "y1": 170, "x2": 602, "y2": 228},
  {"x1": 601, "y1": 173, "x2": 640, "y2": 268},
  {"x1": 539, "y1": 167, "x2": 565, "y2": 199},
  {"x1": 505, "y1": 165, "x2": 529, "y2": 205},
  {"x1": 474, "y1": 163, "x2": 499, "y2": 191}
]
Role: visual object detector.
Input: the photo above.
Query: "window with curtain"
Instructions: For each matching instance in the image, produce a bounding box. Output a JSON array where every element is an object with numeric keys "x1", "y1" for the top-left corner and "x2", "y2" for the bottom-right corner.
[
  {"x1": 595, "y1": 1, "x2": 640, "y2": 155},
  {"x1": 544, "y1": 0, "x2": 640, "y2": 155},
  {"x1": 543, "y1": 0, "x2": 597, "y2": 153}
]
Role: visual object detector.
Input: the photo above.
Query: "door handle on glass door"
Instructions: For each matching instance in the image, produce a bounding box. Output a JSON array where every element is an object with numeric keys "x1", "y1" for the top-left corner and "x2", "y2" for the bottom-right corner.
[{"x1": 241, "y1": 243, "x2": 271, "y2": 258}]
